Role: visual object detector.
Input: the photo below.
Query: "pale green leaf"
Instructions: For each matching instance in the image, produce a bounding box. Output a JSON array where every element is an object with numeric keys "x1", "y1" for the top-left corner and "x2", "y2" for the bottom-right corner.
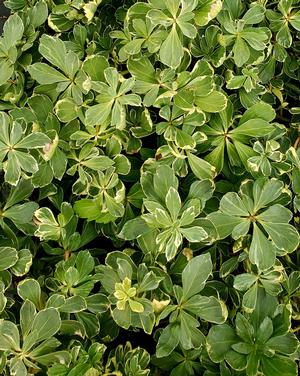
[{"x1": 182, "y1": 253, "x2": 212, "y2": 299}]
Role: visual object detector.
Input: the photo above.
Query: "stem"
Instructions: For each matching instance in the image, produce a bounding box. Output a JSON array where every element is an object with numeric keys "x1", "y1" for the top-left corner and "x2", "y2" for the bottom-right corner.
[
  {"x1": 64, "y1": 250, "x2": 70, "y2": 261},
  {"x1": 293, "y1": 136, "x2": 300, "y2": 150},
  {"x1": 276, "y1": 115, "x2": 290, "y2": 123}
]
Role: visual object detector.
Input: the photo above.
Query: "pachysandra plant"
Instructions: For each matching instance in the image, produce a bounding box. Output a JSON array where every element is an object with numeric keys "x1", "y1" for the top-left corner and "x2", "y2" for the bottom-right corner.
[
  {"x1": 208, "y1": 177, "x2": 300, "y2": 271},
  {"x1": 201, "y1": 101, "x2": 278, "y2": 172},
  {"x1": 0, "y1": 0, "x2": 299, "y2": 374},
  {"x1": 96, "y1": 251, "x2": 162, "y2": 334},
  {"x1": 119, "y1": 165, "x2": 216, "y2": 260},
  {"x1": 207, "y1": 289, "x2": 299, "y2": 376},
  {"x1": 155, "y1": 253, "x2": 227, "y2": 357}
]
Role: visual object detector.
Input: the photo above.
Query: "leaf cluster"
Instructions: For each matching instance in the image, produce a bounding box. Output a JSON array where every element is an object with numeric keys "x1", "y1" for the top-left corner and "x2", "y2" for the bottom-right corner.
[{"x1": 0, "y1": 0, "x2": 299, "y2": 375}]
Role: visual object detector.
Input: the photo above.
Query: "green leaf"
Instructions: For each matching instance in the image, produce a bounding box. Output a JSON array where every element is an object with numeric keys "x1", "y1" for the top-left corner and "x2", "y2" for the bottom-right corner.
[
  {"x1": 184, "y1": 295, "x2": 228, "y2": 324},
  {"x1": 3, "y1": 13, "x2": 24, "y2": 46},
  {"x1": 249, "y1": 223, "x2": 276, "y2": 271},
  {"x1": 85, "y1": 102, "x2": 113, "y2": 127},
  {"x1": 232, "y1": 219, "x2": 250, "y2": 240},
  {"x1": 74, "y1": 199, "x2": 107, "y2": 223},
  {"x1": 151, "y1": 165, "x2": 178, "y2": 203},
  {"x1": 182, "y1": 253, "x2": 212, "y2": 300},
  {"x1": 129, "y1": 299, "x2": 144, "y2": 313},
  {"x1": 34, "y1": 207, "x2": 61, "y2": 241},
  {"x1": 23, "y1": 308, "x2": 61, "y2": 351},
  {"x1": 156, "y1": 323, "x2": 180, "y2": 358},
  {"x1": 0, "y1": 320, "x2": 20, "y2": 351},
  {"x1": 17, "y1": 279, "x2": 42, "y2": 309},
  {"x1": 277, "y1": 24, "x2": 292, "y2": 48},
  {"x1": 4, "y1": 152, "x2": 21, "y2": 185},
  {"x1": 259, "y1": 222, "x2": 300, "y2": 254},
  {"x1": 233, "y1": 36, "x2": 250, "y2": 67},
  {"x1": 15, "y1": 151, "x2": 39, "y2": 173},
  {"x1": 180, "y1": 226, "x2": 208, "y2": 242},
  {"x1": 179, "y1": 310, "x2": 204, "y2": 350},
  {"x1": 32, "y1": 162, "x2": 53, "y2": 188},
  {"x1": 54, "y1": 98, "x2": 78, "y2": 122},
  {"x1": 29, "y1": 0, "x2": 48, "y2": 28},
  {"x1": 0, "y1": 60, "x2": 14, "y2": 86},
  {"x1": 266, "y1": 333, "x2": 298, "y2": 355},
  {"x1": 76, "y1": 250, "x2": 95, "y2": 280},
  {"x1": 243, "y1": 5, "x2": 265, "y2": 24},
  {"x1": 20, "y1": 300, "x2": 36, "y2": 338},
  {"x1": 114, "y1": 155, "x2": 131, "y2": 175},
  {"x1": 85, "y1": 293, "x2": 109, "y2": 314},
  {"x1": 9, "y1": 358, "x2": 27, "y2": 376},
  {"x1": 119, "y1": 217, "x2": 151, "y2": 240},
  {"x1": 15, "y1": 133, "x2": 50, "y2": 149},
  {"x1": 256, "y1": 204, "x2": 292, "y2": 224},
  {"x1": 240, "y1": 102, "x2": 276, "y2": 123},
  {"x1": 112, "y1": 305, "x2": 131, "y2": 330},
  {"x1": 81, "y1": 156, "x2": 114, "y2": 170},
  {"x1": 205, "y1": 142, "x2": 225, "y2": 172},
  {"x1": 128, "y1": 57, "x2": 156, "y2": 83},
  {"x1": 242, "y1": 283, "x2": 258, "y2": 312},
  {"x1": 225, "y1": 350, "x2": 247, "y2": 371},
  {"x1": 195, "y1": 91, "x2": 228, "y2": 113},
  {"x1": 283, "y1": 271, "x2": 300, "y2": 295},
  {"x1": 241, "y1": 29, "x2": 269, "y2": 50},
  {"x1": 253, "y1": 178, "x2": 283, "y2": 211},
  {"x1": 159, "y1": 26, "x2": 183, "y2": 69},
  {"x1": 246, "y1": 351, "x2": 260, "y2": 376},
  {"x1": 220, "y1": 192, "x2": 249, "y2": 217},
  {"x1": 235, "y1": 313, "x2": 254, "y2": 343},
  {"x1": 39, "y1": 34, "x2": 69, "y2": 73},
  {"x1": 234, "y1": 274, "x2": 257, "y2": 291},
  {"x1": 194, "y1": 0, "x2": 223, "y2": 26},
  {"x1": 5, "y1": 179, "x2": 34, "y2": 209},
  {"x1": 28, "y1": 63, "x2": 69, "y2": 84},
  {"x1": 11, "y1": 249, "x2": 32, "y2": 277},
  {"x1": 256, "y1": 316, "x2": 273, "y2": 343},
  {"x1": 261, "y1": 355, "x2": 297, "y2": 376},
  {"x1": 187, "y1": 152, "x2": 216, "y2": 180},
  {"x1": 207, "y1": 212, "x2": 243, "y2": 239},
  {"x1": 60, "y1": 296, "x2": 87, "y2": 313},
  {"x1": 4, "y1": 202, "x2": 38, "y2": 224},
  {"x1": 82, "y1": 55, "x2": 109, "y2": 81},
  {"x1": 231, "y1": 119, "x2": 274, "y2": 138},
  {"x1": 290, "y1": 12, "x2": 300, "y2": 31},
  {"x1": 207, "y1": 324, "x2": 238, "y2": 362},
  {"x1": 0, "y1": 247, "x2": 18, "y2": 270}
]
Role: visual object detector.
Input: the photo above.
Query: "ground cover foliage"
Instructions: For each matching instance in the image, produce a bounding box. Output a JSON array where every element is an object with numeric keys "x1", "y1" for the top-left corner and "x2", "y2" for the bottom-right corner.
[{"x1": 0, "y1": 0, "x2": 299, "y2": 374}]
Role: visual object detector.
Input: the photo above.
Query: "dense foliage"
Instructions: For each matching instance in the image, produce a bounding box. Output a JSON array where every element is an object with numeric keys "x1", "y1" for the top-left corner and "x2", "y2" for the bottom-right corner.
[{"x1": 0, "y1": 0, "x2": 299, "y2": 375}]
